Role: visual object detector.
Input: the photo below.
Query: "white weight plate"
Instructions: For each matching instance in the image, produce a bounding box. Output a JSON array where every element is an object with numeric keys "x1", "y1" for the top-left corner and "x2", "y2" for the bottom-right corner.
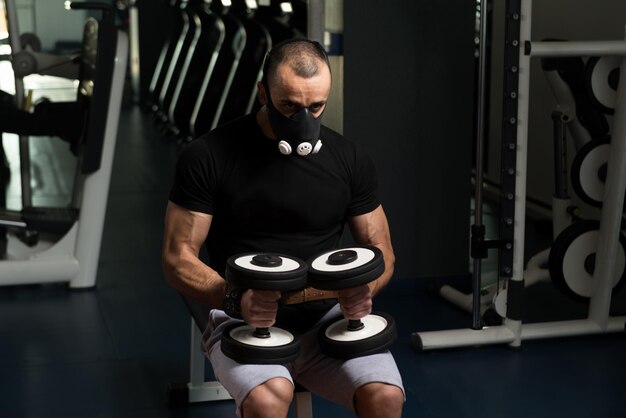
[
  {"x1": 590, "y1": 55, "x2": 621, "y2": 110},
  {"x1": 324, "y1": 314, "x2": 388, "y2": 342},
  {"x1": 562, "y1": 229, "x2": 625, "y2": 297},
  {"x1": 578, "y1": 143, "x2": 609, "y2": 203},
  {"x1": 229, "y1": 325, "x2": 295, "y2": 347},
  {"x1": 493, "y1": 288, "x2": 507, "y2": 318},
  {"x1": 234, "y1": 255, "x2": 302, "y2": 273},
  {"x1": 311, "y1": 247, "x2": 376, "y2": 272}
]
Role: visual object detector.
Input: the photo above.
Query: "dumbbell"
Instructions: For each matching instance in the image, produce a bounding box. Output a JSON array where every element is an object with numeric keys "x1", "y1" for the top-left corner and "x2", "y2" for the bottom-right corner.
[
  {"x1": 308, "y1": 246, "x2": 397, "y2": 360},
  {"x1": 220, "y1": 253, "x2": 308, "y2": 364}
]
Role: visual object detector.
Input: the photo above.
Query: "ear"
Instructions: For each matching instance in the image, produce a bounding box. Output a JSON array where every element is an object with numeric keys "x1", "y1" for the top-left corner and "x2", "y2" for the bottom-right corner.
[{"x1": 257, "y1": 81, "x2": 267, "y2": 106}]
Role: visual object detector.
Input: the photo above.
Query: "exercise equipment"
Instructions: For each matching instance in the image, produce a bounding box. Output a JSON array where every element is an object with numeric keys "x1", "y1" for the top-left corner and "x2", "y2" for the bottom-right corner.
[
  {"x1": 308, "y1": 246, "x2": 396, "y2": 359},
  {"x1": 413, "y1": 0, "x2": 626, "y2": 350},
  {"x1": 549, "y1": 220, "x2": 626, "y2": 302},
  {"x1": 166, "y1": 0, "x2": 226, "y2": 140},
  {"x1": 586, "y1": 55, "x2": 621, "y2": 114},
  {"x1": 216, "y1": 0, "x2": 272, "y2": 125},
  {"x1": 570, "y1": 136, "x2": 612, "y2": 207},
  {"x1": 188, "y1": 0, "x2": 246, "y2": 139},
  {"x1": 0, "y1": 1, "x2": 128, "y2": 288},
  {"x1": 153, "y1": 0, "x2": 199, "y2": 125},
  {"x1": 220, "y1": 253, "x2": 308, "y2": 364},
  {"x1": 146, "y1": 0, "x2": 184, "y2": 112},
  {"x1": 435, "y1": 53, "x2": 615, "y2": 322}
]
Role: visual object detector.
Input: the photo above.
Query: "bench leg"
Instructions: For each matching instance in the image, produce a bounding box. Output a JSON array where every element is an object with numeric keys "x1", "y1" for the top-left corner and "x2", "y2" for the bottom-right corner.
[{"x1": 294, "y1": 390, "x2": 313, "y2": 418}]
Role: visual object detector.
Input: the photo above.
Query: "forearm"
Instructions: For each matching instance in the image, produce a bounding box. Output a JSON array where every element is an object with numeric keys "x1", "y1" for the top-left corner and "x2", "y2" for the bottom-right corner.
[
  {"x1": 162, "y1": 202, "x2": 225, "y2": 308},
  {"x1": 163, "y1": 249, "x2": 227, "y2": 308},
  {"x1": 349, "y1": 205, "x2": 396, "y2": 297},
  {"x1": 369, "y1": 243, "x2": 395, "y2": 296}
]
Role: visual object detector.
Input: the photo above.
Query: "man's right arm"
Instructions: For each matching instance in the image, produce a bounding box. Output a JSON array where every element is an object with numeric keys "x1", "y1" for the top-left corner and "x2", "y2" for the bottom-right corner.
[
  {"x1": 162, "y1": 200, "x2": 226, "y2": 308},
  {"x1": 162, "y1": 201, "x2": 281, "y2": 325}
]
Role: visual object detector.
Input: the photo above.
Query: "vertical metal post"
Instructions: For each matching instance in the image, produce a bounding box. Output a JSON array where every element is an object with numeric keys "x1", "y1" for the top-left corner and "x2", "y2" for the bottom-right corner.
[
  {"x1": 506, "y1": 0, "x2": 532, "y2": 346},
  {"x1": 471, "y1": 0, "x2": 490, "y2": 330},
  {"x1": 588, "y1": 34, "x2": 626, "y2": 327}
]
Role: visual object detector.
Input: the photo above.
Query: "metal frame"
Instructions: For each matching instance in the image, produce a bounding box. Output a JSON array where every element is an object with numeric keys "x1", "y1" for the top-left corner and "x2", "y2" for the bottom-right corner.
[
  {"x1": 0, "y1": 3, "x2": 128, "y2": 288},
  {"x1": 413, "y1": 0, "x2": 626, "y2": 351}
]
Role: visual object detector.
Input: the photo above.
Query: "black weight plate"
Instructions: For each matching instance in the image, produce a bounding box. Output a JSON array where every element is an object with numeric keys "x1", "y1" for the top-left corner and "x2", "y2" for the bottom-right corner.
[
  {"x1": 20, "y1": 32, "x2": 42, "y2": 52},
  {"x1": 220, "y1": 322, "x2": 301, "y2": 364},
  {"x1": 549, "y1": 220, "x2": 626, "y2": 302},
  {"x1": 308, "y1": 246, "x2": 385, "y2": 290},
  {"x1": 226, "y1": 253, "x2": 308, "y2": 291},
  {"x1": 318, "y1": 312, "x2": 397, "y2": 360}
]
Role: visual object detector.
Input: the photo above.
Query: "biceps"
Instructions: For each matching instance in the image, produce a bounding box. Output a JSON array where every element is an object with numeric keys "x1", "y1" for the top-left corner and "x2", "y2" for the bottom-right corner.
[
  {"x1": 348, "y1": 205, "x2": 391, "y2": 246},
  {"x1": 163, "y1": 202, "x2": 212, "y2": 257}
]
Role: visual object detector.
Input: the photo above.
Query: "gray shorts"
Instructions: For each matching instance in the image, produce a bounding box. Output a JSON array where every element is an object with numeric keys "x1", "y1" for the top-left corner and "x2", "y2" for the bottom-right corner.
[{"x1": 202, "y1": 304, "x2": 404, "y2": 416}]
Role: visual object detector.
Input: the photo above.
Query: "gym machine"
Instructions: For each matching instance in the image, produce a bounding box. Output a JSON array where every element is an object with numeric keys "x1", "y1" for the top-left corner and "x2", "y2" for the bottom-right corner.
[
  {"x1": 216, "y1": 0, "x2": 272, "y2": 126},
  {"x1": 146, "y1": 0, "x2": 184, "y2": 114},
  {"x1": 166, "y1": 0, "x2": 228, "y2": 141},
  {"x1": 187, "y1": 0, "x2": 246, "y2": 140},
  {"x1": 413, "y1": 0, "x2": 626, "y2": 350},
  {"x1": 437, "y1": 45, "x2": 624, "y2": 322},
  {"x1": 0, "y1": 1, "x2": 128, "y2": 288},
  {"x1": 154, "y1": 0, "x2": 200, "y2": 127}
]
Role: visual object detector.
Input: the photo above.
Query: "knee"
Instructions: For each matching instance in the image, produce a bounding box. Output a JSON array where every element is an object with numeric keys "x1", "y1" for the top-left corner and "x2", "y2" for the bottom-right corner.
[
  {"x1": 242, "y1": 377, "x2": 293, "y2": 417},
  {"x1": 354, "y1": 383, "x2": 404, "y2": 416}
]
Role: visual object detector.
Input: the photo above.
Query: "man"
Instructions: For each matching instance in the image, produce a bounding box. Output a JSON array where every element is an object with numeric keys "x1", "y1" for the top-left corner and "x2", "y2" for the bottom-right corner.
[{"x1": 162, "y1": 39, "x2": 404, "y2": 418}]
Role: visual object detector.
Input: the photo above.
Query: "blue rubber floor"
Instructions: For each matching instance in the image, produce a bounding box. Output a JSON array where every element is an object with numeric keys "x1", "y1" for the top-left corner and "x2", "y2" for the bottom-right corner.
[{"x1": 1, "y1": 106, "x2": 625, "y2": 418}]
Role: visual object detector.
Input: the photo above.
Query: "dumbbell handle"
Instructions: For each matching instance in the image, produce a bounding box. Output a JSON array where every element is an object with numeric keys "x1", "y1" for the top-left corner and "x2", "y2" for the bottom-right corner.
[
  {"x1": 253, "y1": 327, "x2": 271, "y2": 338},
  {"x1": 348, "y1": 319, "x2": 365, "y2": 332}
]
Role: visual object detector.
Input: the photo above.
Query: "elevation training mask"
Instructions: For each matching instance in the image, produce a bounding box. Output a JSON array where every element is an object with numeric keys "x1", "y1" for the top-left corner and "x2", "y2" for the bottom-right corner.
[{"x1": 266, "y1": 93, "x2": 323, "y2": 156}]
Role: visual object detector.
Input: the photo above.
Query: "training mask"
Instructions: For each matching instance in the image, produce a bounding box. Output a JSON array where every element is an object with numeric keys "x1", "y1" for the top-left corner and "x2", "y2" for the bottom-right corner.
[{"x1": 265, "y1": 92, "x2": 323, "y2": 156}]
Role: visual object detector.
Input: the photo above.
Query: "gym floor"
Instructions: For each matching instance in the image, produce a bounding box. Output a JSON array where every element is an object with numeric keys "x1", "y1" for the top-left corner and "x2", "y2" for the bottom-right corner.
[{"x1": 1, "y1": 91, "x2": 626, "y2": 417}]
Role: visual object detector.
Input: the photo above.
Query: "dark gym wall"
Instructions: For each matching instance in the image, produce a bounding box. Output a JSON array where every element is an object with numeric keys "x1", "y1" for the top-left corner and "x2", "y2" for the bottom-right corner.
[{"x1": 343, "y1": 1, "x2": 475, "y2": 279}]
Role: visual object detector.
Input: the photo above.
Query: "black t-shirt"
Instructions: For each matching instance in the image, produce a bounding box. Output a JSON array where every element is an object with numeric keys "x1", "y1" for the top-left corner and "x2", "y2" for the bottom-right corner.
[{"x1": 169, "y1": 113, "x2": 380, "y2": 276}]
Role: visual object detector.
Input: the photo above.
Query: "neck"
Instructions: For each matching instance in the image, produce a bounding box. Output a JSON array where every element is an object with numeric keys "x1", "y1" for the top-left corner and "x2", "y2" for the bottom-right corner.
[{"x1": 256, "y1": 106, "x2": 275, "y2": 140}]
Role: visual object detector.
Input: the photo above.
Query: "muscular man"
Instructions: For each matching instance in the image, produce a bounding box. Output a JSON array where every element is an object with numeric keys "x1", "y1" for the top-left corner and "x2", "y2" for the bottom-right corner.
[{"x1": 163, "y1": 39, "x2": 404, "y2": 418}]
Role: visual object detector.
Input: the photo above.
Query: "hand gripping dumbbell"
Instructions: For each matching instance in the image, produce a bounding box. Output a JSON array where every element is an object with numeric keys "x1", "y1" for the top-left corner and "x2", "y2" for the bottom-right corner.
[
  {"x1": 308, "y1": 246, "x2": 397, "y2": 360},
  {"x1": 220, "y1": 253, "x2": 308, "y2": 364}
]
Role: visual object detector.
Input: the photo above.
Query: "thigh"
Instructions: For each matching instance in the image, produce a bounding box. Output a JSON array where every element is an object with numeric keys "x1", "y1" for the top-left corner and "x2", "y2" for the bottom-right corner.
[
  {"x1": 203, "y1": 309, "x2": 295, "y2": 408},
  {"x1": 292, "y1": 306, "x2": 405, "y2": 410}
]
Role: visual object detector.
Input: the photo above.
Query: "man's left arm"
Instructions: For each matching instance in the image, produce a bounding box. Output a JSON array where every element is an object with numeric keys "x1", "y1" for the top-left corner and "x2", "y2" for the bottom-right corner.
[{"x1": 348, "y1": 204, "x2": 396, "y2": 296}]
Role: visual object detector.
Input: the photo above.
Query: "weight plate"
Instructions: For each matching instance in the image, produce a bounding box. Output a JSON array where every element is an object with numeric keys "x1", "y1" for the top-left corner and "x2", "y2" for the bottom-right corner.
[
  {"x1": 571, "y1": 137, "x2": 610, "y2": 207},
  {"x1": 226, "y1": 253, "x2": 308, "y2": 291},
  {"x1": 19, "y1": 32, "x2": 41, "y2": 52},
  {"x1": 549, "y1": 220, "x2": 626, "y2": 302},
  {"x1": 221, "y1": 322, "x2": 301, "y2": 364},
  {"x1": 586, "y1": 56, "x2": 621, "y2": 114},
  {"x1": 318, "y1": 312, "x2": 397, "y2": 360},
  {"x1": 308, "y1": 246, "x2": 385, "y2": 290}
]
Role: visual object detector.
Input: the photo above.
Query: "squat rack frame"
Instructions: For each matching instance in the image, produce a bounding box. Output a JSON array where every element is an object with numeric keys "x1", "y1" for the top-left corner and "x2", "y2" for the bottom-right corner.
[{"x1": 413, "y1": 0, "x2": 626, "y2": 350}]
